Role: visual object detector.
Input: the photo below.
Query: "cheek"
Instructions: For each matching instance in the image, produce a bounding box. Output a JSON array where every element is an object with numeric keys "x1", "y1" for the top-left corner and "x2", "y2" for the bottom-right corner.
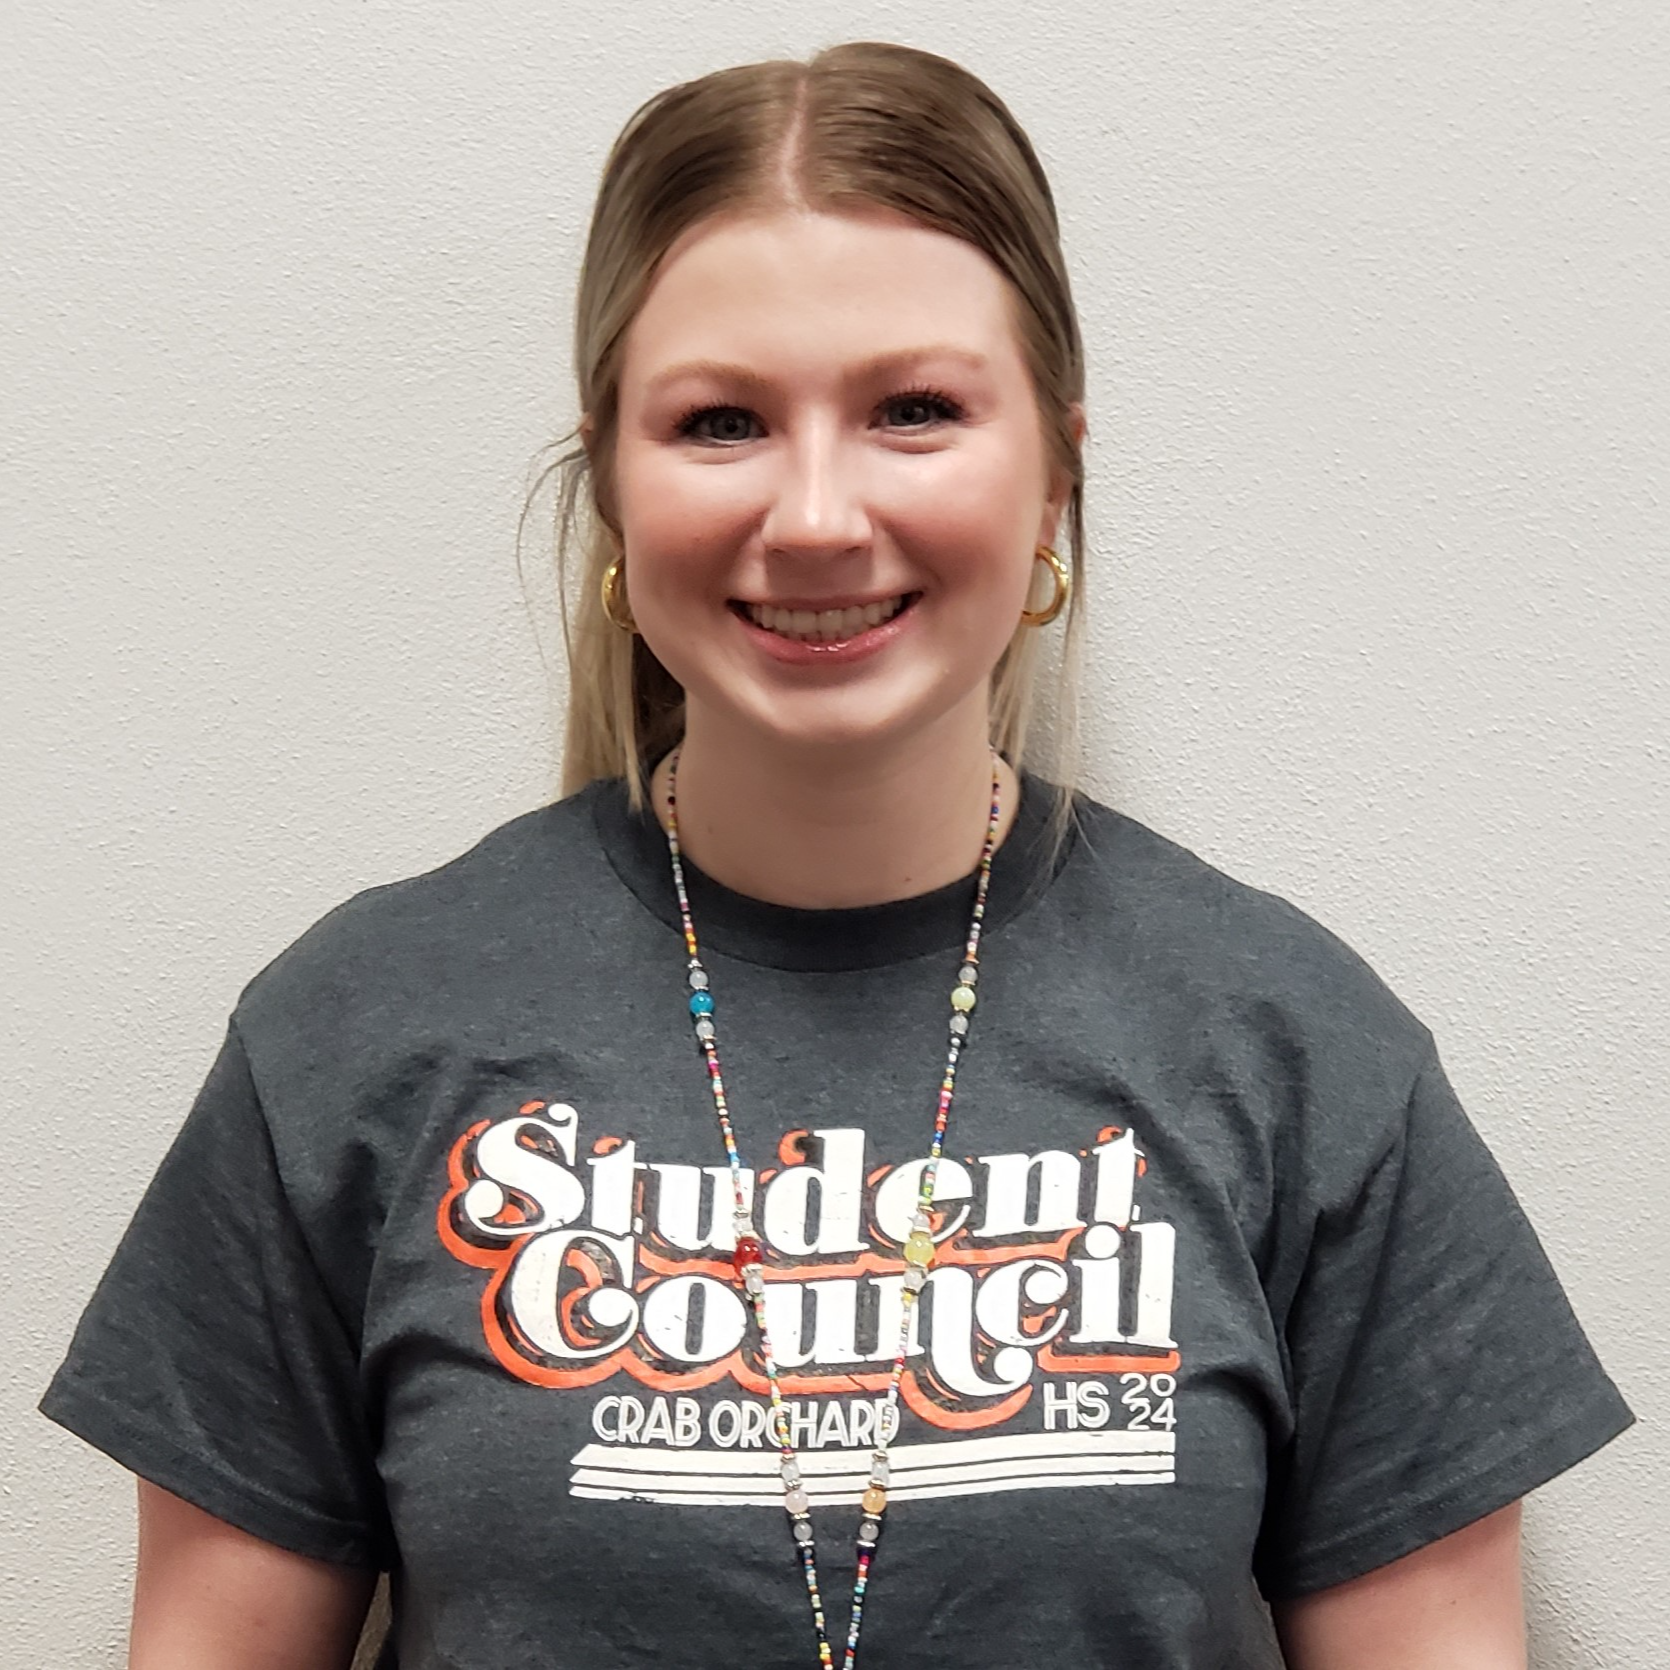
[
  {"x1": 889, "y1": 455, "x2": 1041, "y2": 597},
  {"x1": 613, "y1": 443, "x2": 755, "y2": 591}
]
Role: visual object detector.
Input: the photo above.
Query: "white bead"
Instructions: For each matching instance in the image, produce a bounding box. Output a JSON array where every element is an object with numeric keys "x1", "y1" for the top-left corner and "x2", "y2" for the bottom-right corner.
[
  {"x1": 903, "y1": 1264, "x2": 928, "y2": 1293},
  {"x1": 781, "y1": 1458, "x2": 801, "y2": 1486},
  {"x1": 784, "y1": 1486, "x2": 810, "y2": 1514},
  {"x1": 744, "y1": 1266, "x2": 764, "y2": 1297},
  {"x1": 910, "y1": 1208, "x2": 932, "y2": 1232},
  {"x1": 870, "y1": 1455, "x2": 890, "y2": 1485}
]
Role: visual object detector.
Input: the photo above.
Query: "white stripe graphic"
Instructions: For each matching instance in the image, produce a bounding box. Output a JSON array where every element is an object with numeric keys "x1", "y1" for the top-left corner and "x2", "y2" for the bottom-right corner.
[{"x1": 569, "y1": 1429, "x2": 1176, "y2": 1506}]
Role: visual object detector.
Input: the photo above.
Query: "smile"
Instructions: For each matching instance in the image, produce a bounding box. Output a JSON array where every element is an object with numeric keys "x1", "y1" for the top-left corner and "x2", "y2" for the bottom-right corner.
[{"x1": 739, "y1": 594, "x2": 917, "y2": 643}]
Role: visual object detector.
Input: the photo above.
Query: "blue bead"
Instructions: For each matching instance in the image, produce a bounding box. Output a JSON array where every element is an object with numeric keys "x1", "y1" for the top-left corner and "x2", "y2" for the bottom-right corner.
[{"x1": 689, "y1": 992, "x2": 715, "y2": 1016}]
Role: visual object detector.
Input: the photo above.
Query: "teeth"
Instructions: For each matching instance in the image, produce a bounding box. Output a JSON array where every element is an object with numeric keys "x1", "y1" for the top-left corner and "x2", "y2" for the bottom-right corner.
[{"x1": 748, "y1": 596, "x2": 907, "y2": 641}]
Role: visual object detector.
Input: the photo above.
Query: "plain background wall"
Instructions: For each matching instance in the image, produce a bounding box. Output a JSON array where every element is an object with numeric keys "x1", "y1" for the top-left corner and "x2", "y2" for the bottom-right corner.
[{"x1": 3, "y1": 1, "x2": 1664, "y2": 1663}]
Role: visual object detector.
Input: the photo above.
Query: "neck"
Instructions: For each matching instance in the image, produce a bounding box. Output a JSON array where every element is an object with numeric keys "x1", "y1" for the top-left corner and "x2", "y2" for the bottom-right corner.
[{"x1": 650, "y1": 702, "x2": 1020, "y2": 910}]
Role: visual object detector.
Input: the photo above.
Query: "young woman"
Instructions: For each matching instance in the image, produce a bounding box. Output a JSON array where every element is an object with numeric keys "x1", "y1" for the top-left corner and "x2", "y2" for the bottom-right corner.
[{"x1": 43, "y1": 42, "x2": 1631, "y2": 1670}]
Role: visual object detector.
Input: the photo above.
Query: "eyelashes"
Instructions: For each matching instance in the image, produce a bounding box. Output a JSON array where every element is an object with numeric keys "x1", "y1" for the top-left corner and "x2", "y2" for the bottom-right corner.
[{"x1": 674, "y1": 385, "x2": 966, "y2": 444}]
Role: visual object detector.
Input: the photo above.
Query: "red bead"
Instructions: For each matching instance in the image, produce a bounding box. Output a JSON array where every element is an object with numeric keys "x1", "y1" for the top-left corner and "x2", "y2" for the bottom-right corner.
[{"x1": 732, "y1": 1236, "x2": 764, "y2": 1275}]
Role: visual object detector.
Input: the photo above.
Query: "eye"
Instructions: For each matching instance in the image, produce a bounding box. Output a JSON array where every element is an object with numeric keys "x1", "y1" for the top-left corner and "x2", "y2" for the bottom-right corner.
[
  {"x1": 672, "y1": 386, "x2": 966, "y2": 446},
  {"x1": 881, "y1": 387, "x2": 964, "y2": 429},
  {"x1": 676, "y1": 405, "x2": 760, "y2": 445}
]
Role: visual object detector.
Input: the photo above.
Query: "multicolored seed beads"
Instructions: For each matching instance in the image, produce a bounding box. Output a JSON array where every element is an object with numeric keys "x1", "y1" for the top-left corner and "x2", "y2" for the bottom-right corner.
[{"x1": 663, "y1": 746, "x2": 1003, "y2": 1670}]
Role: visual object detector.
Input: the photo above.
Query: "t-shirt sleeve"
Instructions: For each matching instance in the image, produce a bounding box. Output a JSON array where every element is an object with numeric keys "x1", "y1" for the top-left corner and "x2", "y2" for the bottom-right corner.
[
  {"x1": 38, "y1": 1021, "x2": 392, "y2": 1567},
  {"x1": 1254, "y1": 1043, "x2": 1634, "y2": 1597}
]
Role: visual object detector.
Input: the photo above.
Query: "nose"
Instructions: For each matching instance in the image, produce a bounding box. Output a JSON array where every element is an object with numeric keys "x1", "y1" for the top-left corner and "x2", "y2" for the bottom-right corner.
[{"x1": 758, "y1": 416, "x2": 873, "y2": 559}]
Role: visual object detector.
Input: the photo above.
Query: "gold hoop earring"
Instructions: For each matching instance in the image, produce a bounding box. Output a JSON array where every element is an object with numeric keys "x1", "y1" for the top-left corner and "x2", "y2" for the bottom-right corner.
[
  {"x1": 1020, "y1": 544, "x2": 1070, "y2": 627},
  {"x1": 601, "y1": 558, "x2": 637, "y2": 633}
]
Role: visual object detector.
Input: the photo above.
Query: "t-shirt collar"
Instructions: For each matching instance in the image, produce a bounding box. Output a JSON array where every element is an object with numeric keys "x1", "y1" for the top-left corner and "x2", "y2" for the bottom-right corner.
[{"x1": 590, "y1": 764, "x2": 1073, "y2": 972}]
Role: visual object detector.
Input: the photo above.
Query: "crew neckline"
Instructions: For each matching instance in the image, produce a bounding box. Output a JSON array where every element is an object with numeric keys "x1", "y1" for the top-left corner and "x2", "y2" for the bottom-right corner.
[{"x1": 589, "y1": 765, "x2": 1076, "y2": 972}]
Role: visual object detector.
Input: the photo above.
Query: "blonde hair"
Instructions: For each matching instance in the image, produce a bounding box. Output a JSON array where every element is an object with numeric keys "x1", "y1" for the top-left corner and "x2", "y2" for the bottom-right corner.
[{"x1": 526, "y1": 41, "x2": 1088, "y2": 827}]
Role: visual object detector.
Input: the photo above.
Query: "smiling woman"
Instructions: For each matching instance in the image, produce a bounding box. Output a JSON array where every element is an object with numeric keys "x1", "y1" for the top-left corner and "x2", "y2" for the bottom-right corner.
[
  {"x1": 551, "y1": 45, "x2": 1089, "y2": 908},
  {"x1": 40, "y1": 38, "x2": 1631, "y2": 1670},
  {"x1": 604, "y1": 206, "x2": 1077, "y2": 900}
]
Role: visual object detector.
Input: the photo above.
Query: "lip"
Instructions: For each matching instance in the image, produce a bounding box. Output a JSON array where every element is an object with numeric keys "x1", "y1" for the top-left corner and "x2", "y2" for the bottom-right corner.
[
  {"x1": 731, "y1": 592, "x2": 921, "y2": 666},
  {"x1": 733, "y1": 592, "x2": 913, "y2": 613}
]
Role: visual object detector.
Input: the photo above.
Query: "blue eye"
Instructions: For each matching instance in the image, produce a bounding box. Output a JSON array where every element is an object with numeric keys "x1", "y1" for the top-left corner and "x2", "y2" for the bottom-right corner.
[
  {"x1": 674, "y1": 387, "x2": 966, "y2": 445},
  {"x1": 884, "y1": 389, "x2": 963, "y2": 428},
  {"x1": 677, "y1": 406, "x2": 760, "y2": 444}
]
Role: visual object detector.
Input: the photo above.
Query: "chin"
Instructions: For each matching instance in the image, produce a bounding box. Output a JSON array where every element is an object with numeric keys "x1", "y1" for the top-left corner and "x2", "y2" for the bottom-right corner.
[{"x1": 718, "y1": 687, "x2": 982, "y2": 764}]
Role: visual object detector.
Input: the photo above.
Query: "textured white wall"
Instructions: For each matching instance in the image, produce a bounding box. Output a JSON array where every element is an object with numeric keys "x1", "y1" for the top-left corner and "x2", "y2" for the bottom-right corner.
[{"x1": 4, "y1": 2, "x2": 1664, "y2": 1663}]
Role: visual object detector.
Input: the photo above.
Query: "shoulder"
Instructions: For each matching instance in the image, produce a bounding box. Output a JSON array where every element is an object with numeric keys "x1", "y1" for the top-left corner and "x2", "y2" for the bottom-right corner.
[
  {"x1": 1068, "y1": 793, "x2": 1418, "y2": 1011},
  {"x1": 230, "y1": 783, "x2": 618, "y2": 1065},
  {"x1": 1055, "y1": 791, "x2": 1437, "y2": 1154}
]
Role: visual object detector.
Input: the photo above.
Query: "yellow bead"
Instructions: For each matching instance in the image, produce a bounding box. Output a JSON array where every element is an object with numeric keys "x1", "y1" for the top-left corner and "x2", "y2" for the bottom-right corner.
[
  {"x1": 861, "y1": 1485, "x2": 888, "y2": 1516},
  {"x1": 903, "y1": 1230, "x2": 935, "y2": 1268},
  {"x1": 950, "y1": 985, "x2": 976, "y2": 1013}
]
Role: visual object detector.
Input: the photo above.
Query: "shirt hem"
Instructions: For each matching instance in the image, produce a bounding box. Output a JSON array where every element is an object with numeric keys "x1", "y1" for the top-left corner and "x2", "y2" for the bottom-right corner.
[
  {"x1": 39, "y1": 1375, "x2": 387, "y2": 1570},
  {"x1": 1259, "y1": 1384, "x2": 1635, "y2": 1598}
]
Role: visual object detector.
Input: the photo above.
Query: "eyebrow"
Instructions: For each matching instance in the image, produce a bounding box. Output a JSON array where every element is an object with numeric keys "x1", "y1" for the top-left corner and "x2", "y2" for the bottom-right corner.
[{"x1": 642, "y1": 345, "x2": 991, "y2": 397}]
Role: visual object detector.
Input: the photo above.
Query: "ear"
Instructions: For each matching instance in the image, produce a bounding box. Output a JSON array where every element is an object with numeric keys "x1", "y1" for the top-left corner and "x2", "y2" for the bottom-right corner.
[
  {"x1": 1038, "y1": 400, "x2": 1087, "y2": 546},
  {"x1": 580, "y1": 412, "x2": 625, "y2": 535}
]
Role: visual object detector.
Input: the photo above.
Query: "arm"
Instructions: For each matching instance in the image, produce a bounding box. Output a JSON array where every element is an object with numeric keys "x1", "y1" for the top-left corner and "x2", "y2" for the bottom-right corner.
[
  {"x1": 130, "y1": 1481, "x2": 378, "y2": 1670},
  {"x1": 1272, "y1": 1501, "x2": 1526, "y2": 1670}
]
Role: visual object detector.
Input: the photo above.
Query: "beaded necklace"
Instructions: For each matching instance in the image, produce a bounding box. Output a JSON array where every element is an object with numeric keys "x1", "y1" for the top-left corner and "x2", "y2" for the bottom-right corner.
[{"x1": 662, "y1": 745, "x2": 1004, "y2": 1670}]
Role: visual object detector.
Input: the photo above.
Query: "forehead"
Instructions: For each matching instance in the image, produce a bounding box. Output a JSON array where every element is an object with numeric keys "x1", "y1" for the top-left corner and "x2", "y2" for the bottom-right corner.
[{"x1": 619, "y1": 208, "x2": 1027, "y2": 386}]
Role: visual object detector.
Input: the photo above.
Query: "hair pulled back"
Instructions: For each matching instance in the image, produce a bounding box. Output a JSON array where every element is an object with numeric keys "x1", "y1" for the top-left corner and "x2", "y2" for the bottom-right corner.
[{"x1": 532, "y1": 41, "x2": 1087, "y2": 807}]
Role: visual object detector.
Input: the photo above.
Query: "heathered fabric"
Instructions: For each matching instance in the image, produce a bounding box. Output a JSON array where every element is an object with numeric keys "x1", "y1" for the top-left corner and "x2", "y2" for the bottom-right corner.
[{"x1": 42, "y1": 772, "x2": 1633, "y2": 1668}]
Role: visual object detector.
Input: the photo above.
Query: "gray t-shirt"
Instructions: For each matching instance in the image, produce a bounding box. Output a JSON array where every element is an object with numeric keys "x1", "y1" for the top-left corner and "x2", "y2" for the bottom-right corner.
[{"x1": 41, "y1": 773, "x2": 1633, "y2": 1668}]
